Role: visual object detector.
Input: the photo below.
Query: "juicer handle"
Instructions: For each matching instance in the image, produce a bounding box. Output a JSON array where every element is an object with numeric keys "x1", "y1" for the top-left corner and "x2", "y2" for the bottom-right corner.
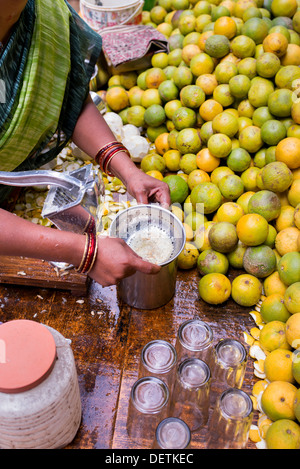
[{"x1": 0, "y1": 170, "x2": 84, "y2": 191}]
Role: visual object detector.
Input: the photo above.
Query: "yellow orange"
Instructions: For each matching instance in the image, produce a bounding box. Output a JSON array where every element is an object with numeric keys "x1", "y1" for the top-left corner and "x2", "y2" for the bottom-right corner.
[
  {"x1": 199, "y1": 99, "x2": 223, "y2": 121},
  {"x1": 275, "y1": 205, "x2": 296, "y2": 232},
  {"x1": 195, "y1": 74, "x2": 218, "y2": 95},
  {"x1": 214, "y1": 16, "x2": 237, "y2": 39},
  {"x1": 187, "y1": 169, "x2": 210, "y2": 191},
  {"x1": 154, "y1": 132, "x2": 170, "y2": 155},
  {"x1": 275, "y1": 137, "x2": 300, "y2": 170},
  {"x1": 264, "y1": 349, "x2": 295, "y2": 382},
  {"x1": 105, "y1": 86, "x2": 129, "y2": 112},
  {"x1": 196, "y1": 148, "x2": 220, "y2": 173},
  {"x1": 198, "y1": 273, "x2": 231, "y2": 305},
  {"x1": 281, "y1": 44, "x2": 300, "y2": 66},
  {"x1": 263, "y1": 33, "x2": 289, "y2": 58},
  {"x1": 264, "y1": 271, "x2": 287, "y2": 297},
  {"x1": 216, "y1": 202, "x2": 244, "y2": 225},
  {"x1": 275, "y1": 227, "x2": 300, "y2": 256},
  {"x1": 236, "y1": 213, "x2": 269, "y2": 246},
  {"x1": 261, "y1": 380, "x2": 297, "y2": 421}
]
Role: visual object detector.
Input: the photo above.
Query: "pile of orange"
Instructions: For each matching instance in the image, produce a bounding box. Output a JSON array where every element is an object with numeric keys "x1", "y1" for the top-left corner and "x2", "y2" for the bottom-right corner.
[
  {"x1": 102, "y1": 0, "x2": 300, "y2": 314},
  {"x1": 99, "y1": 1, "x2": 300, "y2": 450}
]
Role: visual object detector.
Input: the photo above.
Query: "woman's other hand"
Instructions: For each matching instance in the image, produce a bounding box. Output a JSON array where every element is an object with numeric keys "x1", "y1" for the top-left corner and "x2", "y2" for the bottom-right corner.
[
  {"x1": 88, "y1": 236, "x2": 161, "y2": 287},
  {"x1": 125, "y1": 169, "x2": 171, "y2": 209}
]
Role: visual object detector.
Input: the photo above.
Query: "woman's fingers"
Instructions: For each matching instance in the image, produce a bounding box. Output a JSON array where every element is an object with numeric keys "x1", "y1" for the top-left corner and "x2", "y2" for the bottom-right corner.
[
  {"x1": 129, "y1": 248, "x2": 161, "y2": 275},
  {"x1": 89, "y1": 236, "x2": 161, "y2": 286}
]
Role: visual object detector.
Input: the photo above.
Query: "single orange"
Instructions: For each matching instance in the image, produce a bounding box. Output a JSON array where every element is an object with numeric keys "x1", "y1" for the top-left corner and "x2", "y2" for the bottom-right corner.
[
  {"x1": 263, "y1": 33, "x2": 289, "y2": 57},
  {"x1": 105, "y1": 86, "x2": 129, "y2": 112},
  {"x1": 145, "y1": 67, "x2": 167, "y2": 89},
  {"x1": 214, "y1": 16, "x2": 237, "y2": 39},
  {"x1": 275, "y1": 137, "x2": 300, "y2": 170},
  {"x1": 216, "y1": 202, "x2": 244, "y2": 225},
  {"x1": 154, "y1": 132, "x2": 170, "y2": 155},
  {"x1": 281, "y1": 44, "x2": 300, "y2": 66},
  {"x1": 271, "y1": 0, "x2": 298, "y2": 18},
  {"x1": 264, "y1": 271, "x2": 287, "y2": 297},
  {"x1": 190, "y1": 52, "x2": 215, "y2": 77},
  {"x1": 198, "y1": 273, "x2": 231, "y2": 305},
  {"x1": 196, "y1": 148, "x2": 220, "y2": 173},
  {"x1": 236, "y1": 213, "x2": 269, "y2": 246},
  {"x1": 195, "y1": 73, "x2": 218, "y2": 95},
  {"x1": 199, "y1": 99, "x2": 223, "y2": 121},
  {"x1": 187, "y1": 169, "x2": 211, "y2": 190}
]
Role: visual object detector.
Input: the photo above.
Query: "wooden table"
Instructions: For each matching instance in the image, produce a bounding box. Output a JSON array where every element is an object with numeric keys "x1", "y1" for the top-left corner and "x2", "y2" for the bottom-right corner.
[{"x1": 0, "y1": 264, "x2": 257, "y2": 450}]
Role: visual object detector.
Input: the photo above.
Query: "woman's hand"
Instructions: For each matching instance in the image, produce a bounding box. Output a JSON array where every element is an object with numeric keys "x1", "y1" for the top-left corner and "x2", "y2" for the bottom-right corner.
[
  {"x1": 88, "y1": 236, "x2": 161, "y2": 287},
  {"x1": 125, "y1": 168, "x2": 171, "y2": 208},
  {"x1": 72, "y1": 99, "x2": 171, "y2": 208}
]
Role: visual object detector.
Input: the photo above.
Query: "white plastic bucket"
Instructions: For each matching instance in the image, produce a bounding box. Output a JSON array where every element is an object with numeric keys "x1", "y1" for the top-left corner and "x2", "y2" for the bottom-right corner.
[{"x1": 80, "y1": 0, "x2": 144, "y2": 31}]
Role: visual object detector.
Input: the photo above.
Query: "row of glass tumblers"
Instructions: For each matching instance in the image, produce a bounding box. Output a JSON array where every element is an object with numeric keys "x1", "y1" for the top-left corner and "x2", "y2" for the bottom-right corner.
[{"x1": 126, "y1": 319, "x2": 254, "y2": 450}]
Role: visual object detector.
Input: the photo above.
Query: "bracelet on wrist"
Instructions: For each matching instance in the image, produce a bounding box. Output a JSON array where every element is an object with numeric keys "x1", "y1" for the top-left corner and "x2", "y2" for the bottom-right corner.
[
  {"x1": 83, "y1": 214, "x2": 96, "y2": 235},
  {"x1": 95, "y1": 141, "x2": 131, "y2": 176},
  {"x1": 76, "y1": 231, "x2": 98, "y2": 274}
]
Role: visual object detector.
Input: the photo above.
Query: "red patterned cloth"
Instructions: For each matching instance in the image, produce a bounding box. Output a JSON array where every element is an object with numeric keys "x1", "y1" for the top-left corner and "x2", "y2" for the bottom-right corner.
[{"x1": 100, "y1": 25, "x2": 169, "y2": 69}]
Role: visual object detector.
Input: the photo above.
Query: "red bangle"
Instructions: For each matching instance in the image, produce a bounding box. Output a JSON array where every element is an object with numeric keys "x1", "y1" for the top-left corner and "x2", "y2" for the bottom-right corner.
[
  {"x1": 86, "y1": 235, "x2": 98, "y2": 274},
  {"x1": 101, "y1": 145, "x2": 126, "y2": 173},
  {"x1": 95, "y1": 141, "x2": 120, "y2": 167},
  {"x1": 94, "y1": 141, "x2": 131, "y2": 175},
  {"x1": 81, "y1": 233, "x2": 96, "y2": 273},
  {"x1": 102, "y1": 146, "x2": 130, "y2": 175},
  {"x1": 76, "y1": 232, "x2": 98, "y2": 274},
  {"x1": 83, "y1": 214, "x2": 96, "y2": 235}
]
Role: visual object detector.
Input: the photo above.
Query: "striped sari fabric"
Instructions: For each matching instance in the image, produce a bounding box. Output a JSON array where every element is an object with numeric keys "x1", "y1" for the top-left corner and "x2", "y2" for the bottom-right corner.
[{"x1": 0, "y1": 0, "x2": 102, "y2": 201}]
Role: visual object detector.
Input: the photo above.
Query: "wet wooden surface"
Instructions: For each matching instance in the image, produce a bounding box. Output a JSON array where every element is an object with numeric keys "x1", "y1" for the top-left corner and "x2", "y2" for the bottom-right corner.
[
  {"x1": 0, "y1": 266, "x2": 257, "y2": 449},
  {"x1": 0, "y1": 0, "x2": 257, "y2": 450},
  {"x1": 0, "y1": 256, "x2": 90, "y2": 296}
]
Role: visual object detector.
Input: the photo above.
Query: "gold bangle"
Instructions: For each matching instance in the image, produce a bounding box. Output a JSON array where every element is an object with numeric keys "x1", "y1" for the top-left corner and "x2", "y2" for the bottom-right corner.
[
  {"x1": 82, "y1": 214, "x2": 92, "y2": 233},
  {"x1": 95, "y1": 141, "x2": 122, "y2": 168},
  {"x1": 76, "y1": 233, "x2": 89, "y2": 272},
  {"x1": 104, "y1": 148, "x2": 131, "y2": 176}
]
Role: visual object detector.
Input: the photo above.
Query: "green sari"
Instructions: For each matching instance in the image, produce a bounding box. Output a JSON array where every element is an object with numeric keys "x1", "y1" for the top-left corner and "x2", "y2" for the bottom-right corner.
[{"x1": 0, "y1": 0, "x2": 102, "y2": 202}]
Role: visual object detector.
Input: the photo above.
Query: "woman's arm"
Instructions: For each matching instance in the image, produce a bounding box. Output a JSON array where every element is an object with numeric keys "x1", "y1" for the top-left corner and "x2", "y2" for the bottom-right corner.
[
  {"x1": 0, "y1": 97, "x2": 167, "y2": 287},
  {"x1": 0, "y1": 208, "x2": 159, "y2": 286},
  {"x1": 0, "y1": 208, "x2": 85, "y2": 266}
]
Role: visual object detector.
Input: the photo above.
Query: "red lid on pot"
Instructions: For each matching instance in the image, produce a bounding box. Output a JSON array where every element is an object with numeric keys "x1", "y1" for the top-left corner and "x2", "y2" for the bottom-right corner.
[{"x1": 0, "y1": 319, "x2": 57, "y2": 393}]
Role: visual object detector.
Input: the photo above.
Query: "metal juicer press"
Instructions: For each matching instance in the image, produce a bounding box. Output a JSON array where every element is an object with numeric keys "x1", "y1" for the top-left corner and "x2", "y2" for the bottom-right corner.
[{"x1": 0, "y1": 164, "x2": 105, "y2": 234}]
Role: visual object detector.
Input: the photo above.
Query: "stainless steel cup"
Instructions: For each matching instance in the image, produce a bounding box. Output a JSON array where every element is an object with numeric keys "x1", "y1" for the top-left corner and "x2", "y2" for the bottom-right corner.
[{"x1": 109, "y1": 204, "x2": 186, "y2": 309}]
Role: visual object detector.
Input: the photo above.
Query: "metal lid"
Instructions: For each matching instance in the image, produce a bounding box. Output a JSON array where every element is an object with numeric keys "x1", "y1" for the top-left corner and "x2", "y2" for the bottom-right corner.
[{"x1": 0, "y1": 320, "x2": 57, "y2": 394}]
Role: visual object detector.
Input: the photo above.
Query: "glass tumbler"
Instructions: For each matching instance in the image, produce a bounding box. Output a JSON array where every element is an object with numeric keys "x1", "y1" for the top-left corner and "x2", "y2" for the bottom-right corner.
[
  {"x1": 206, "y1": 388, "x2": 253, "y2": 449},
  {"x1": 153, "y1": 417, "x2": 191, "y2": 449},
  {"x1": 210, "y1": 338, "x2": 247, "y2": 402},
  {"x1": 170, "y1": 358, "x2": 211, "y2": 432},
  {"x1": 127, "y1": 376, "x2": 170, "y2": 447},
  {"x1": 138, "y1": 340, "x2": 177, "y2": 389},
  {"x1": 175, "y1": 319, "x2": 214, "y2": 367}
]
